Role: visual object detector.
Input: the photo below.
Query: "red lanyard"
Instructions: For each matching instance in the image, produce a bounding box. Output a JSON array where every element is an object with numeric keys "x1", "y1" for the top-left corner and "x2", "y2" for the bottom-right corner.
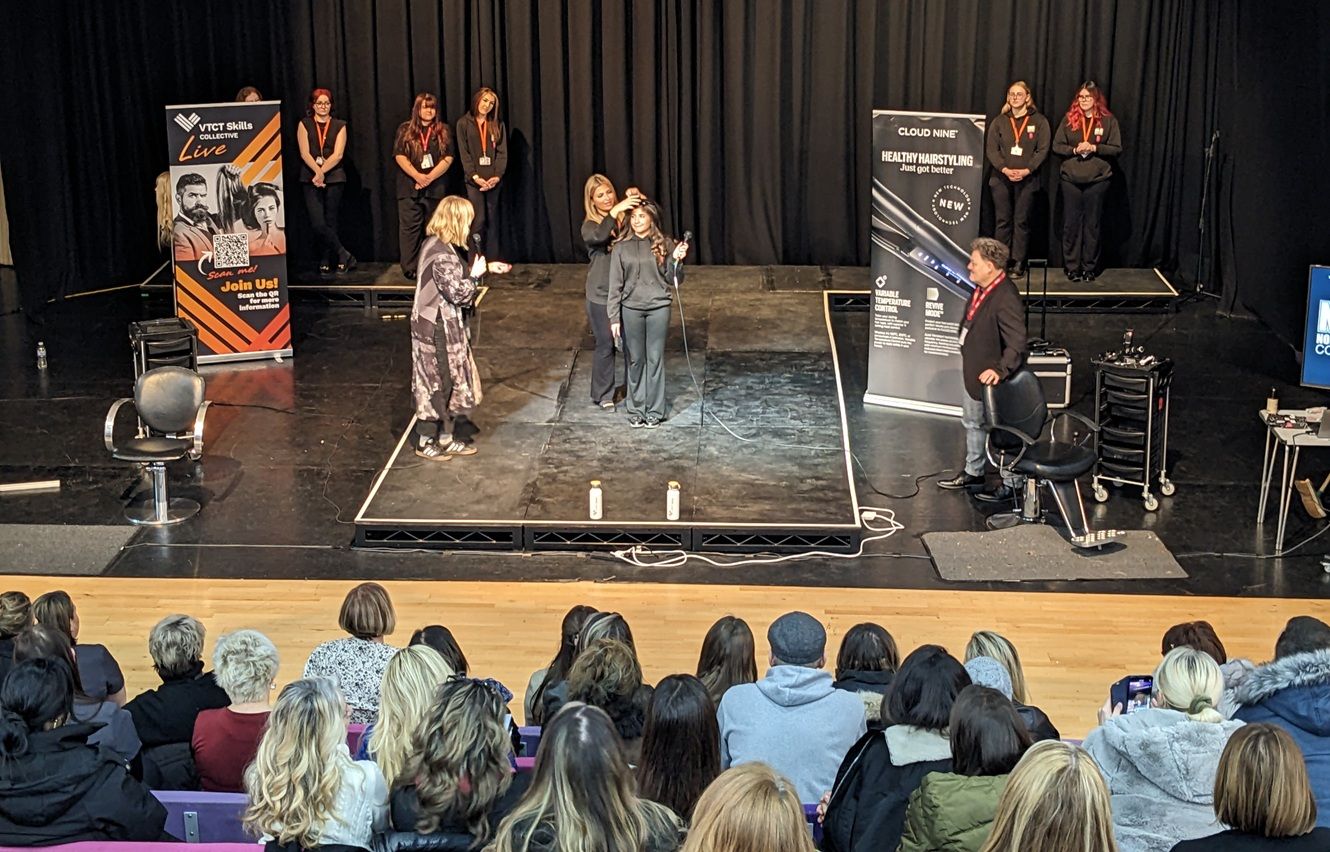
[
  {"x1": 314, "y1": 118, "x2": 330, "y2": 154},
  {"x1": 966, "y1": 274, "x2": 1005, "y2": 323},
  {"x1": 476, "y1": 118, "x2": 488, "y2": 154},
  {"x1": 1009, "y1": 114, "x2": 1029, "y2": 141},
  {"x1": 419, "y1": 124, "x2": 434, "y2": 154},
  {"x1": 1081, "y1": 115, "x2": 1098, "y2": 145}
]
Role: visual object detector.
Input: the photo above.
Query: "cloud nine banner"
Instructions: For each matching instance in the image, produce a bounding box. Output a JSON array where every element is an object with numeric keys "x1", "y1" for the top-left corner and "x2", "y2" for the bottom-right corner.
[
  {"x1": 865, "y1": 109, "x2": 985, "y2": 415},
  {"x1": 165, "y1": 100, "x2": 292, "y2": 363}
]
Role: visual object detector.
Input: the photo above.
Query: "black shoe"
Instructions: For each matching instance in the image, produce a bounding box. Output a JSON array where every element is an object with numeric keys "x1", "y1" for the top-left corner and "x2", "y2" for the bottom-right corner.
[
  {"x1": 404, "y1": 269, "x2": 416, "y2": 280},
  {"x1": 318, "y1": 261, "x2": 332, "y2": 274},
  {"x1": 337, "y1": 253, "x2": 357, "y2": 274},
  {"x1": 938, "y1": 473, "x2": 985, "y2": 491},
  {"x1": 644, "y1": 418, "x2": 662, "y2": 429},
  {"x1": 975, "y1": 484, "x2": 1017, "y2": 503},
  {"x1": 628, "y1": 415, "x2": 646, "y2": 428},
  {"x1": 1082, "y1": 270, "x2": 1098, "y2": 282},
  {"x1": 1010, "y1": 263, "x2": 1026, "y2": 279}
]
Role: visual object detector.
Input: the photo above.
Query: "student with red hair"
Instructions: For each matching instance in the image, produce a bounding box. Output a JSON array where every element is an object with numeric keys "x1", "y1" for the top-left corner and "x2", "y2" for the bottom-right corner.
[
  {"x1": 297, "y1": 87, "x2": 355, "y2": 274},
  {"x1": 1052, "y1": 81, "x2": 1122, "y2": 282}
]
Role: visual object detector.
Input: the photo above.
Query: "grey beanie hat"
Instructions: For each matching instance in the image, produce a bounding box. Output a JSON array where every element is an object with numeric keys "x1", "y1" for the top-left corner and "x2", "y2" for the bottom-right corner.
[
  {"x1": 768, "y1": 611, "x2": 826, "y2": 666},
  {"x1": 964, "y1": 655, "x2": 1013, "y2": 699}
]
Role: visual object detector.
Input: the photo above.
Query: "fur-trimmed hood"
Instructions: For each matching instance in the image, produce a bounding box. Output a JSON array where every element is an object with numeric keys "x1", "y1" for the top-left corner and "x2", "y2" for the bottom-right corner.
[
  {"x1": 1086, "y1": 708, "x2": 1243, "y2": 803},
  {"x1": 1232, "y1": 649, "x2": 1330, "y2": 736}
]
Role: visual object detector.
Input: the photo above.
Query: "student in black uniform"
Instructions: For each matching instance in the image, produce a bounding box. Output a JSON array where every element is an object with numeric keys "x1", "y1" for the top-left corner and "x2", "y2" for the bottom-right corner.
[
  {"x1": 1052, "y1": 81, "x2": 1122, "y2": 282},
  {"x1": 393, "y1": 92, "x2": 453, "y2": 280},
  {"x1": 456, "y1": 87, "x2": 509, "y2": 264},
  {"x1": 607, "y1": 201, "x2": 689, "y2": 428},
  {"x1": 985, "y1": 81, "x2": 1050, "y2": 279},
  {"x1": 581, "y1": 175, "x2": 643, "y2": 410},
  {"x1": 297, "y1": 88, "x2": 354, "y2": 274}
]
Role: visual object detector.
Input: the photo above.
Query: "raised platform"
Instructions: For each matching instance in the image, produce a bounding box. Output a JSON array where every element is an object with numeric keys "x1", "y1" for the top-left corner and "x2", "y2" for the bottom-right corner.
[
  {"x1": 1016, "y1": 265, "x2": 1178, "y2": 313},
  {"x1": 353, "y1": 282, "x2": 863, "y2": 554}
]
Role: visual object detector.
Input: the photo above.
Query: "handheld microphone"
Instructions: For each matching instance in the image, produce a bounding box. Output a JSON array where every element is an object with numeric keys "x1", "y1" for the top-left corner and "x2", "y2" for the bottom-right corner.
[
  {"x1": 682, "y1": 230, "x2": 693, "y2": 245},
  {"x1": 470, "y1": 233, "x2": 483, "y2": 256}
]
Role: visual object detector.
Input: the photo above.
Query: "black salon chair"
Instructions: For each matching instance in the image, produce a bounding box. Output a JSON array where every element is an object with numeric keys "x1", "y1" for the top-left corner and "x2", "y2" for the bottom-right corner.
[
  {"x1": 983, "y1": 369, "x2": 1120, "y2": 549},
  {"x1": 104, "y1": 366, "x2": 209, "y2": 525}
]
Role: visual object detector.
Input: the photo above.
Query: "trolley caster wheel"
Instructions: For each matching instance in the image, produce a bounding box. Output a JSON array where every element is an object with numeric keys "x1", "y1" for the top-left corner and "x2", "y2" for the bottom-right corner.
[
  {"x1": 1143, "y1": 493, "x2": 1160, "y2": 512},
  {"x1": 1159, "y1": 480, "x2": 1176, "y2": 497},
  {"x1": 1093, "y1": 484, "x2": 1109, "y2": 503}
]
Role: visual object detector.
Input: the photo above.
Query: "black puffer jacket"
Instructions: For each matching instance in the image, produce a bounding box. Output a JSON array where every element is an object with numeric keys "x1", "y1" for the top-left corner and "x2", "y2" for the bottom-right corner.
[
  {"x1": 1015, "y1": 701, "x2": 1060, "y2": 742},
  {"x1": 384, "y1": 773, "x2": 530, "y2": 851}
]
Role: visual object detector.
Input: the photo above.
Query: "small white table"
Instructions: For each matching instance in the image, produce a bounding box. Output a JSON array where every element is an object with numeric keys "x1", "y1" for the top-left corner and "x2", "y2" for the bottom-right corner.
[{"x1": 1257, "y1": 409, "x2": 1330, "y2": 555}]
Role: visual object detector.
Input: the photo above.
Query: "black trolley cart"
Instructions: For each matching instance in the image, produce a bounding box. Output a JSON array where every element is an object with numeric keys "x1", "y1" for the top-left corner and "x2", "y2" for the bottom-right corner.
[{"x1": 1091, "y1": 357, "x2": 1176, "y2": 511}]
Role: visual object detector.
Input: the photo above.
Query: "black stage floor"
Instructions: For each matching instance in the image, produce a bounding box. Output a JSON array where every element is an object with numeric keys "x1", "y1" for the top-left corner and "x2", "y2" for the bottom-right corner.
[{"x1": 2, "y1": 264, "x2": 1328, "y2": 597}]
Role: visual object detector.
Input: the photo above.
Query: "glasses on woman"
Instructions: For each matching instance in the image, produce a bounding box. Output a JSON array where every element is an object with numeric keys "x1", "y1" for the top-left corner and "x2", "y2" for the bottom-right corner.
[{"x1": 313, "y1": 100, "x2": 331, "y2": 106}]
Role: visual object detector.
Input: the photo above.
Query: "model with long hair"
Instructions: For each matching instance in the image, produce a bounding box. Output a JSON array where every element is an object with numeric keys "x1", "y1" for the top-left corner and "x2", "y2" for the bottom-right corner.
[
  {"x1": 393, "y1": 92, "x2": 453, "y2": 280},
  {"x1": 638, "y1": 674, "x2": 721, "y2": 822},
  {"x1": 1052, "y1": 80, "x2": 1122, "y2": 281},
  {"x1": 696, "y1": 615, "x2": 758, "y2": 708},
  {"x1": 582, "y1": 174, "x2": 643, "y2": 409},
  {"x1": 457, "y1": 87, "x2": 509, "y2": 260},
  {"x1": 298, "y1": 87, "x2": 355, "y2": 273}
]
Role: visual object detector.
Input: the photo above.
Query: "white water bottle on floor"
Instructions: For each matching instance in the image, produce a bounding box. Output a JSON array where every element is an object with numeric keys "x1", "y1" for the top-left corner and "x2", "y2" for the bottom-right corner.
[
  {"x1": 589, "y1": 480, "x2": 603, "y2": 520},
  {"x1": 666, "y1": 481, "x2": 680, "y2": 521}
]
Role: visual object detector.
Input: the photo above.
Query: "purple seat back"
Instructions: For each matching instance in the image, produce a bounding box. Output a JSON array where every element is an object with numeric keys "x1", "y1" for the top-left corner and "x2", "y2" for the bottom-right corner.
[
  {"x1": 803, "y1": 803, "x2": 823, "y2": 843},
  {"x1": 515, "y1": 756, "x2": 535, "y2": 773},
  {"x1": 152, "y1": 790, "x2": 250, "y2": 844},
  {"x1": 518, "y1": 725, "x2": 541, "y2": 757}
]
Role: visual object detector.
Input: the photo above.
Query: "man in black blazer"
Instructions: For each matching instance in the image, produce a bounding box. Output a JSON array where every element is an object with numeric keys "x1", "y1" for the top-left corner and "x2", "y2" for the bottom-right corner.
[{"x1": 938, "y1": 237, "x2": 1028, "y2": 502}]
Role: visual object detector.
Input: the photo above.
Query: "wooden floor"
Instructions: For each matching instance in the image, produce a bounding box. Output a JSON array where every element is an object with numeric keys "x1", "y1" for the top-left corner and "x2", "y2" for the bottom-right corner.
[{"x1": 6, "y1": 575, "x2": 1327, "y2": 739}]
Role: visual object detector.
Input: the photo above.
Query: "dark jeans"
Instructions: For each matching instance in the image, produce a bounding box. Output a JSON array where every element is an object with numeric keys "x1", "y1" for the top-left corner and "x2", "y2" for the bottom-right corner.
[
  {"x1": 465, "y1": 182, "x2": 502, "y2": 258},
  {"x1": 301, "y1": 182, "x2": 348, "y2": 266},
  {"x1": 621, "y1": 305, "x2": 669, "y2": 421},
  {"x1": 988, "y1": 173, "x2": 1039, "y2": 266},
  {"x1": 586, "y1": 299, "x2": 617, "y2": 404},
  {"x1": 397, "y1": 195, "x2": 437, "y2": 276},
  {"x1": 1061, "y1": 179, "x2": 1110, "y2": 274}
]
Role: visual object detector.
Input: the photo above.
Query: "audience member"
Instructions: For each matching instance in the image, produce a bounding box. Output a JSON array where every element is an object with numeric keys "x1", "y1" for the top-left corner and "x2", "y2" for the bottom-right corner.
[
  {"x1": 696, "y1": 615, "x2": 758, "y2": 708},
  {"x1": 303, "y1": 582, "x2": 401, "y2": 724},
  {"x1": 567, "y1": 639, "x2": 652, "y2": 765},
  {"x1": 637, "y1": 674, "x2": 720, "y2": 823},
  {"x1": 822, "y1": 644, "x2": 969, "y2": 852},
  {"x1": 362, "y1": 644, "x2": 455, "y2": 789},
  {"x1": 965, "y1": 630, "x2": 1059, "y2": 741},
  {"x1": 1233, "y1": 615, "x2": 1330, "y2": 826},
  {"x1": 539, "y1": 611, "x2": 636, "y2": 722},
  {"x1": 0, "y1": 657, "x2": 168, "y2": 845},
  {"x1": 964, "y1": 656, "x2": 1014, "y2": 698},
  {"x1": 1162, "y1": 620, "x2": 1253, "y2": 717},
  {"x1": 1085, "y1": 646, "x2": 1245, "y2": 851},
  {"x1": 192, "y1": 629, "x2": 279, "y2": 792},
  {"x1": 680, "y1": 763, "x2": 814, "y2": 852},
  {"x1": 244, "y1": 677, "x2": 389, "y2": 849},
  {"x1": 899, "y1": 685, "x2": 1032, "y2": 852},
  {"x1": 719, "y1": 611, "x2": 866, "y2": 804},
  {"x1": 123, "y1": 614, "x2": 229, "y2": 789},
  {"x1": 0, "y1": 590, "x2": 31, "y2": 684},
  {"x1": 489, "y1": 703, "x2": 684, "y2": 852},
  {"x1": 978, "y1": 740, "x2": 1118, "y2": 852},
  {"x1": 389, "y1": 677, "x2": 530, "y2": 848},
  {"x1": 13, "y1": 625, "x2": 141, "y2": 763},
  {"x1": 833, "y1": 622, "x2": 900, "y2": 730},
  {"x1": 1173, "y1": 722, "x2": 1330, "y2": 851},
  {"x1": 32, "y1": 590, "x2": 126, "y2": 705},
  {"x1": 411, "y1": 623, "x2": 471, "y2": 675},
  {"x1": 235, "y1": 86, "x2": 263, "y2": 102},
  {"x1": 526, "y1": 604, "x2": 597, "y2": 725}
]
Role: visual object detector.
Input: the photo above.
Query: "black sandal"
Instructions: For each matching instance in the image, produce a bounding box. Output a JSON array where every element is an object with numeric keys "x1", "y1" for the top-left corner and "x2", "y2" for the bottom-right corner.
[{"x1": 337, "y1": 254, "x2": 357, "y2": 274}]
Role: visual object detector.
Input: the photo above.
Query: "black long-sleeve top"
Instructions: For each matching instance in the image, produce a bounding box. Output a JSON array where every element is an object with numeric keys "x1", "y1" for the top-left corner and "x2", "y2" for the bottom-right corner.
[
  {"x1": 1052, "y1": 112, "x2": 1123, "y2": 185},
  {"x1": 582, "y1": 216, "x2": 617, "y2": 303},
  {"x1": 607, "y1": 236, "x2": 683, "y2": 322},
  {"x1": 455, "y1": 114, "x2": 508, "y2": 182},
  {"x1": 985, "y1": 110, "x2": 1051, "y2": 175}
]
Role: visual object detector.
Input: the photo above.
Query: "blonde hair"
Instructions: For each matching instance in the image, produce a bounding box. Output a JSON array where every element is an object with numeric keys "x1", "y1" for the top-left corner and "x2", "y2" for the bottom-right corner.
[
  {"x1": 1151, "y1": 645, "x2": 1225, "y2": 722},
  {"x1": 244, "y1": 677, "x2": 350, "y2": 849},
  {"x1": 965, "y1": 631, "x2": 1029, "y2": 704},
  {"x1": 214, "y1": 629, "x2": 279, "y2": 704},
  {"x1": 427, "y1": 196, "x2": 475, "y2": 247},
  {"x1": 583, "y1": 174, "x2": 616, "y2": 224},
  {"x1": 370, "y1": 645, "x2": 454, "y2": 789},
  {"x1": 338, "y1": 582, "x2": 395, "y2": 640},
  {"x1": 681, "y1": 763, "x2": 814, "y2": 852},
  {"x1": 155, "y1": 172, "x2": 174, "y2": 249},
  {"x1": 979, "y1": 740, "x2": 1118, "y2": 852},
  {"x1": 1214, "y1": 723, "x2": 1318, "y2": 837},
  {"x1": 0, "y1": 591, "x2": 32, "y2": 639},
  {"x1": 148, "y1": 614, "x2": 206, "y2": 678},
  {"x1": 1000, "y1": 80, "x2": 1037, "y2": 115}
]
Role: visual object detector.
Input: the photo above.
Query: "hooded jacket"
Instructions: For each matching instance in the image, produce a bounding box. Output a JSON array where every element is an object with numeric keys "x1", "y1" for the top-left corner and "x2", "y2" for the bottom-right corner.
[
  {"x1": 0, "y1": 723, "x2": 169, "y2": 846},
  {"x1": 1233, "y1": 649, "x2": 1330, "y2": 826},
  {"x1": 717, "y1": 665, "x2": 867, "y2": 803},
  {"x1": 1083, "y1": 708, "x2": 1244, "y2": 852},
  {"x1": 898, "y1": 771, "x2": 1008, "y2": 852}
]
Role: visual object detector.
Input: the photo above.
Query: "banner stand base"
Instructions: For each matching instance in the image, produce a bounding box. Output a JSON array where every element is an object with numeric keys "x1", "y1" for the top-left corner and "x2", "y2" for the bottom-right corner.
[
  {"x1": 863, "y1": 392, "x2": 961, "y2": 418},
  {"x1": 199, "y1": 349, "x2": 293, "y2": 366}
]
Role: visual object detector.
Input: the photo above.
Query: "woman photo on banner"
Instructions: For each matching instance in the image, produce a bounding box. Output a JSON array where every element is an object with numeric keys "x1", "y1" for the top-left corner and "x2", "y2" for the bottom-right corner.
[
  {"x1": 297, "y1": 87, "x2": 355, "y2": 274},
  {"x1": 247, "y1": 183, "x2": 285, "y2": 256},
  {"x1": 1053, "y1": 81, "x2": 1122, "y2": 283},
  {"x1": 581, "y1": 175, "x2": 643, "y2": 410},
  {"x1": 456, "y1": 87, "x2": 510, "y2": 269},
  {"x1": 985, "y1": 81, "x2": 1049, "y2": 280},
  {"x1": 393, "y1": 92, "x2": 453, "y2": 281}
]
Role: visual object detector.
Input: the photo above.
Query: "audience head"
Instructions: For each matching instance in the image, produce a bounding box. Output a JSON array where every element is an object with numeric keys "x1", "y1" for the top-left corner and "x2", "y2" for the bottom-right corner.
[
  {"x1": 1161, "y1": 620, "x2": 1227, "y2": 664},
  {"x1": 638, "y1": 674, "x2": 720, "y2": 821},
  {"x1": 410, "y1": 624, "x2": 470, "y2": 676},
  {"x1": 1275, "y1": 616, "x2": 1330, "y2": 659},
  {"x1": 244, "y1": 677, "x2": 349, "y2": 849},
  {"x1": 213, "y1": 629, "x2": 279, "y2": 705},
  {"x1": 1213, "y1": 723, "x2": 1318, "y2": 838},
  {"x1": 12, "y1": 625, "x2": 86, "y2": 699},
  {"x1": 0, "y1": 657, "x2": 76, "y2": 759},
  {"x1": 31, "y1": 590, "x2": 78, "y2": 643},
  {"x1": 696, "y1": 615, "x2": 758, "y2": 705},
  {"x1": 235, "y1": 86, "x2": 263, "y2": 102},
  {"x1": 373, "y1": 645, "x2": 455, "y2": 789},
  {"x1": 950, "y1": 685, "x2": 1031, "y2": 776},
  {"x1": 979, "y1": 740, "x2": 1118, "y2": 852},
  {"x1": 681, "y1": 763, "x2": 815, "y2": 852},
  {"x1": 965, "y1": 631, "x2": 1029, "y2": 704},
  {"x1": 964, "y1": 656, "x2": 1014, "y2": 700},
  {"x1": 407, "y1": 677, "x2": 513, "y2": 842},
  {"x1": 1152, "y1": 646, "x2": 1225, "y2": 723},
  {"x1": 148, "y1": 614, "x2": 206, "y2": 680},
  {"x1": 338, "y1": 582, "x2": 395, "y2": 641},
  {"x1": 0, "y1": 591, "x2": 32, "y2": 639},
  {"x1": 886, "y1": 644, "x2": 970, "y2": 731},
  {"x1": 767, "y1": 611, "x2": 826, "y2": 668},
  {"x1": 530, "y1": 604, "x2": 598, "y2": 726},
  {"x1": 835, "y1": 622, "x2": 900, "y2": 680},
  {"x1": 567, "y1": 639, "x2": 646, "y2": 737},
  {"x1": 578, "y1": 611, "x2": 635, "y2": 653}
]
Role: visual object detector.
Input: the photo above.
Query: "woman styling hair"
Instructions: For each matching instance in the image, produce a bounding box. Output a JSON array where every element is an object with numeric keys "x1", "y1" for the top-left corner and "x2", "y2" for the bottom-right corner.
[{"x1": 582, "y1": 174, "x2": 642, "y2": 409}]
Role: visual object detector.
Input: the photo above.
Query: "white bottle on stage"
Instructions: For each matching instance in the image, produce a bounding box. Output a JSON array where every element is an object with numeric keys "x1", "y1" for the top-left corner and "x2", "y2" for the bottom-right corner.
[
  {"x1": 589, "y1": 480, "x2": 603, "y2": 520},
  {"x1": 666, "y1": 481, "x2": 680, "y2": 521}
]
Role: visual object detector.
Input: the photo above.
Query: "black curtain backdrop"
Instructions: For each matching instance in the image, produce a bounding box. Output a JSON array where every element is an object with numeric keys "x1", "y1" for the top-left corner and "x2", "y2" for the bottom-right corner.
[{"x1": 0, "y1": 0, "x2": 1322, "y2": 345}]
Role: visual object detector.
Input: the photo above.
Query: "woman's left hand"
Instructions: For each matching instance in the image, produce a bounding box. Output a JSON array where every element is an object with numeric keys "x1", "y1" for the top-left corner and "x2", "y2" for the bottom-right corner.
[
  {"x1": 1097, "y1": 697, "x2": 1124, "y2": 725},
  {"x1": 487, "y1": 261, "x2": 511, "y2": 274},
  {"x1": 672, "y1": 242, "x2": 689, "y2": 261}
]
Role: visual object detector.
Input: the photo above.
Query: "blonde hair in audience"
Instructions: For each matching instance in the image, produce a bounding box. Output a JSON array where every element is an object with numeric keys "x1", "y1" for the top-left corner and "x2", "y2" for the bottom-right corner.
[
  {"x1": 0, "y1": 591, "x2": 32, "y2": 638},
  {"x1": 426, "y1": 196, "x2": 475, "y2": 247},
  {"x1": 244, "y1": 677, "x2": 350, "y2": 849},
  {"x1": 213, "y1": 629, "x2": 279, "y2": 704},
  {"x1": 979, "y1": 740, "x2": 1118, "y2": 852},
  {"x1": 148, "y1": 614, "x2": 206, "y2": 679},
  {"x1": 681, "y1": 763, "x2": 814, "y2": 852},
  {"x1": 1153, "y1": 646, "x2": 1225, "y2": 722},
  {"x1": 965, "y1": 631, "x2": 1028, "y2": 704},
  {"x1": 371, "y1": 645, "x2": 454, "y2": 789},
  {"x1": 1214, "y1": 723, "x2": 1318, "y2": 837},
  {"x1": 338, "y1": 582, "x2": 396, "y2": 640}
]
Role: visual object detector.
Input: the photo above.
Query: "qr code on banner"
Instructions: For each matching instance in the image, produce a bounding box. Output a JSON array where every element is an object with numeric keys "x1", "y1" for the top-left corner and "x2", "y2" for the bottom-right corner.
[{"x1": 211, "y1": 233, "x2": 250, "y2": 269}]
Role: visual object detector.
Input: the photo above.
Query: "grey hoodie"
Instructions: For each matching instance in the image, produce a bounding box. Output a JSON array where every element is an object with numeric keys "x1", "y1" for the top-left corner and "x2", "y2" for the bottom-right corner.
[
  {"x1": 717, "y1": 665, "x2": 867, "y2": 803},
  {"x1": 1083, "y1": 707, "x2": 1244, "y2": 852}
]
